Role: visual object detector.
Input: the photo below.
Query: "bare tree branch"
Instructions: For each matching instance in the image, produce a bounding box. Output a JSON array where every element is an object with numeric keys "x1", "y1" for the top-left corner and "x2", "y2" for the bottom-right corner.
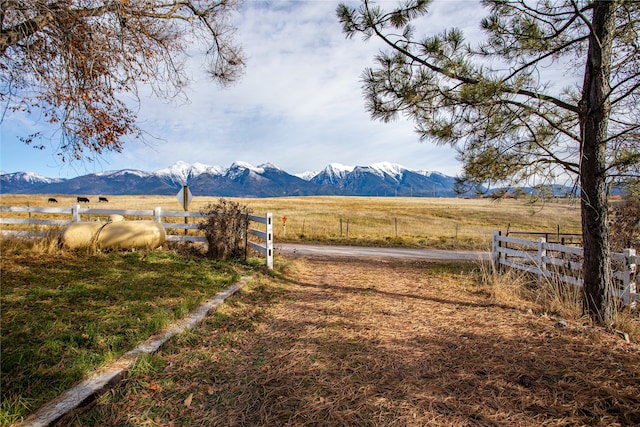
[{"x1": 1, "y1": 0, "x2": 245, "y2": 161}]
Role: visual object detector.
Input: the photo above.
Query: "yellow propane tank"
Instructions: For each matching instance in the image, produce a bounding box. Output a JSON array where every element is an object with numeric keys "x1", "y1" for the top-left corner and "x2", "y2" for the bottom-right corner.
[
  {"x1": 98, "y1": 221, "x2": 166, "y2": 250},
  {"x1": 60, "y1": 220, "x2": 166, "y2": 250},
  {"x1": 108, "y1": 214, "x2": 125, "y2": 223},
  {"x1": 60, "y1": 222, "x2": 104, "y2": 249}
]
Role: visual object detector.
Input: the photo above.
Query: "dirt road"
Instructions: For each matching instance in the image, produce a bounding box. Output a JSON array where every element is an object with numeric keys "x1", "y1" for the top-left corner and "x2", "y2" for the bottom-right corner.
[{"x1": 276, "y1": 243, "x2": 490, "y2": 261}]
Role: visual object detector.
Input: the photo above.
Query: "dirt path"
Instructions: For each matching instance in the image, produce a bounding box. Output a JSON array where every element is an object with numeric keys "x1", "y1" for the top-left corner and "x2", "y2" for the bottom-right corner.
[{"x1": 75, "y1": 256, "x2": 640, "y2": 426}]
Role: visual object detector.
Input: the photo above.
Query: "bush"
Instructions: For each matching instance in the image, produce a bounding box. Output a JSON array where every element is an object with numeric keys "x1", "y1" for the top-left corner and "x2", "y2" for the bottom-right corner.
[
  {"x1": 199, "y1": 199, "x2": 250, "y2": 260},
  {"x1": 609, "y1": 199, "x2": 640, "y2": 252}
]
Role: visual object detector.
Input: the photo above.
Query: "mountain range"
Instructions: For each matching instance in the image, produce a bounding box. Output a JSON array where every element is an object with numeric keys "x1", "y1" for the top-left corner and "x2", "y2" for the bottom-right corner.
[{"x1": 0, "y1": 161, "x2": 462, "y2": 197}]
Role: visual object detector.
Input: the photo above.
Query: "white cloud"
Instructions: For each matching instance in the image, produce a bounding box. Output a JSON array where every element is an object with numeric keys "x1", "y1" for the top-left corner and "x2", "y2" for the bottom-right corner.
[{"x1": 2, "y1": 0, "x2": 492, "y2": 178}]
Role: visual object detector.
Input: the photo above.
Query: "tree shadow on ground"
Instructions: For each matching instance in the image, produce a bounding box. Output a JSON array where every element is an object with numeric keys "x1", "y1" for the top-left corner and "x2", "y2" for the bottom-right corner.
[{"x1": 73, "y1": 258, "x2": 640, "y2": 427}]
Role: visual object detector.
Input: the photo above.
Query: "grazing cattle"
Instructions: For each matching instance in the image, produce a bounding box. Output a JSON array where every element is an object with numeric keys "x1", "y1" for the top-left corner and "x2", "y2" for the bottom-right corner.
[
  {"x1": 99, "y1": 197, "x2": 109, "y2": 203},
  {"x1": 48, "y1": 198, "x2": 58, "y2": 203},
  {"x1": 77, "y1": 197, "x2": 90, "y2": 203}
]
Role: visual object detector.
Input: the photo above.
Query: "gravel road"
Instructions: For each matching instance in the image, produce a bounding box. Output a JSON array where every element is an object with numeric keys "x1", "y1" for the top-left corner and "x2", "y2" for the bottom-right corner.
[{"x1": 275, "y1": 243, "x2": 490, "y2": 261}]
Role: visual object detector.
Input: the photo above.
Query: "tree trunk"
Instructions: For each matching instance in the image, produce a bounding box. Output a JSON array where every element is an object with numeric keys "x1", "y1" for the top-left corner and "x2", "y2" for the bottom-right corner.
[{"x1": 579, "y1": 0, "x2": 616, "y2": 324}]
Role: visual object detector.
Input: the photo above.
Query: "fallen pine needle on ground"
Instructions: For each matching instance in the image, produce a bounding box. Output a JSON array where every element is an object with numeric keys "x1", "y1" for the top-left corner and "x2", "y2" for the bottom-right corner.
[{"x1": 73, "y1": 256, "x2": 640, "y2": 427}]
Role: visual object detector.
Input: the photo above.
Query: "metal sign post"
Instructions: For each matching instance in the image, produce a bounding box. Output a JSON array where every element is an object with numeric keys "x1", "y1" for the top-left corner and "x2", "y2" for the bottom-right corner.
[{"x1": 176, "y1": 185, "x2": 193, "y2": 235}]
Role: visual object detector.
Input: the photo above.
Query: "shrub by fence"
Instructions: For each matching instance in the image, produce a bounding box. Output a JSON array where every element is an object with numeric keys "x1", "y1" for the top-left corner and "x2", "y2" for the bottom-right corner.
[
  {"x1": 491, "y1": 232, "x2": 638, "y2": 306},
  {"x1": 0, "y1": 205, "x2": 274, "y2": 269}
]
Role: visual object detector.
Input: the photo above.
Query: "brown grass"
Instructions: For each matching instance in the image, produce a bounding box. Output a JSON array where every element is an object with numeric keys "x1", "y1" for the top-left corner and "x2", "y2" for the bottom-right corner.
[
  {"x1": 72, "y1": 256, "x2": 640, "y2": 426},
  {"x1": 478, "y1": 262, "x2": 584, "y2": 320},
  {"x1": 1, "y1": 194, "x2": 582, "y2": 249},
  {"x1": 481, "y1": 262, "x2": 640, "y2": 341}
]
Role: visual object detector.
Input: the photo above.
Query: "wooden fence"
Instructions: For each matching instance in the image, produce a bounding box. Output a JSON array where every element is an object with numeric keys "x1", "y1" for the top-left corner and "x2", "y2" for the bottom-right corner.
[
  {"x1": 491, "y1": 232, "x2": 638, "y2": 306},
  {"x1": 0, "y1": 205, "x2": 274, "y2": 269},
  {"x1": 505, "y1": 224, "x2": 582, "y2": 246}
]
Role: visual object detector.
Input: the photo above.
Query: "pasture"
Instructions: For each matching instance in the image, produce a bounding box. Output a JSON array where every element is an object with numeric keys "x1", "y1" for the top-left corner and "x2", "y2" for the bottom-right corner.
[{"x1": 0, "y1": 194, "x2": 582, "y2": 249}]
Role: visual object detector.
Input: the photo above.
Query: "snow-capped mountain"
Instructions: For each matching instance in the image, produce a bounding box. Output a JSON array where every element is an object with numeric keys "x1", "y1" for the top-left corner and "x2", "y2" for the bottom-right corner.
[
  {"x1": 0, "y1": 171, "x2": 64, "y2": 193},
  {"x1": 226, "y1": 161, "x2": 269, "y2": 181},
  {"x1": 308, "y1": 163, "x2": 355, "y2": 186},
  {"x1": 0, "y1": 161, "x2": 462, "y2": 197},
  {"x1": 367, "y1": 162, "x2": 405, "y2": 180},
  {"x1": 304, "y1": 161, "x2": 456, "y2": 197},
  {"x1": 154, "y1": 161, "x2": 226, "y2": 185}
]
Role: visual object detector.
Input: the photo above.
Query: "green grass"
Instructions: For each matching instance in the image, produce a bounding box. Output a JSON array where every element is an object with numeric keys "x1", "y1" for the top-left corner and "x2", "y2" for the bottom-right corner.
[{"x1": 0, "y1": 241, "x2": 247, "y2": 426}]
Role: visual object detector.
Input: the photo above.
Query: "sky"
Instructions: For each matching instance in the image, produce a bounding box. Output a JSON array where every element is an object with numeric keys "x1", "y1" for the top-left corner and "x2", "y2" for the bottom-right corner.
[{"x1": 1, "y1": 0, "x2": 488, "y2": 179}]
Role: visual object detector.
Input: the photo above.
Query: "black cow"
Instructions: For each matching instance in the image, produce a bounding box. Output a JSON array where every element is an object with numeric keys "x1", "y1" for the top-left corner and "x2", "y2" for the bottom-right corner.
[
  {"x1": 48, "y1": 198, "x2": 58, "y2": 203},
  {"x1": 99, "y1": 197, "x2": 109, "y2": 203},
  {"x1": 77, "y1": 197, "x2": 90, "y2": 203}
]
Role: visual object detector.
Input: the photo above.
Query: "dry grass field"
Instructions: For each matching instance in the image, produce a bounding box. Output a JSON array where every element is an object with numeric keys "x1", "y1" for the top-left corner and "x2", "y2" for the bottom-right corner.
[{"x1": 0, "y1": 194, "x2": 582, "y2": 249}]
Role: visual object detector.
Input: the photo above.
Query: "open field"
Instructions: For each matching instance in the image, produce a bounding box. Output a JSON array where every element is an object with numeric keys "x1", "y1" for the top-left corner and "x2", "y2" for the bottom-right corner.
[
  {"x1": 72, "y1": 257, "x2": 640, "y2": 426},
  {"x1": 0, "y1": 195, "x2": 582, "y2": 249}
]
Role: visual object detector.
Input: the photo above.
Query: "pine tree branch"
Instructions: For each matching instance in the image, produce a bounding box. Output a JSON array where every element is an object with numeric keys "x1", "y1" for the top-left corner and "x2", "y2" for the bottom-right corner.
[{"x1": 366, "y1": 2, "x2": 579, "y2": 114}]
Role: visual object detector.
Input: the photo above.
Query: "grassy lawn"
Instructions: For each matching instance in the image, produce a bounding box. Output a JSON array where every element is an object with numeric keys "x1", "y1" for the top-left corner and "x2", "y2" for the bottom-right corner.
[{"x1": 0, "y1": 238, "x2": 252, "y2": 426}]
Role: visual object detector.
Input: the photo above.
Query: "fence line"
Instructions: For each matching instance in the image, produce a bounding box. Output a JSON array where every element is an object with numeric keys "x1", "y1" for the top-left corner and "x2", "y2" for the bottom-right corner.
[
  {"x1": 505, "y1": 223, "x2": 582, "y2": 246},
  {"x1": 0, "y1": 205, "x2": 273, "y2": 269},
  {"x1": 491, "y1": 232, "x2": 638, "y2": 306}
]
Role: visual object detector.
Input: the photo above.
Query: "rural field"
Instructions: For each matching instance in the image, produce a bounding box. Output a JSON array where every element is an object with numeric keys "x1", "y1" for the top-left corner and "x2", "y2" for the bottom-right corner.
[
  {"x1": 1, "y1": 194, "x2": 583, "y2": 249},
  {"x1": 3, "y1": 194, "x2": 638, "y2": 426}
]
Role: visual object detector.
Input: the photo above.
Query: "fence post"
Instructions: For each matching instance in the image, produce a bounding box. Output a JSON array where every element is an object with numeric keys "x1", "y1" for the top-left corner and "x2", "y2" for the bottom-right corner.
[
  {"x1": 537, "y1": 237, "x2": 547, "y2": 279},
  {"x1": 72, "y1": 204, "x2": 80, "y2": 222},
  {"x1": 265, "y1": 213, "x2": 273, "y2": 270},
  {"x1": 244, "y1": 211, "x2": 249, "y2": 262},
  {"x1": 491, "y1": 231, "x2": 500, "y2": 270},
  {"x1": 622, "y1": 248, "x2": 637, "y2": 307},
  {"x1": 154, "y1": 207, "x2": 162, "y2": 223}
]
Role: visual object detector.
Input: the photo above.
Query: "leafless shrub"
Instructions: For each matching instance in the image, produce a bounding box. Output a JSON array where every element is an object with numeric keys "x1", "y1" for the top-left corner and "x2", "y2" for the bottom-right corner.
[
  {"x1": 198, "y1": 199, "x2": 250, "y2": 260},
  {"x1": 609, "y1": 199, "x2": 640, "y2": 252}
]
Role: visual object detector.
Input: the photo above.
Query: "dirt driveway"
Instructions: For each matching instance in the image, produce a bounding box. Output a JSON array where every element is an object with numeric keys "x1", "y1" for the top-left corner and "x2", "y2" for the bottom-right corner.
[{"x1": 76, "y1": 256, "x2": 640, "y2": 426}]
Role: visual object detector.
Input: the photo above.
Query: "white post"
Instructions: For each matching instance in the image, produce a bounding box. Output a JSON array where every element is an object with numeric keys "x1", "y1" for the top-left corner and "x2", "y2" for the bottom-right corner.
[
  {"x1": 154, "y1": 207, "x2": 162, "y2": 223},
  {"x1": 265, "y1": 213, "x2": 273, "y2": 270},
  {"x1": 491, "y1": 232, "x2": 499, "y2": 269},
  {"x1": 72, "y1": 204, "x2": 81, "y2": 222},
  {"x1": 622, "y1": 248, "x2": 637, "y2": 307},
  {"x1": 537, "y1": 237, "x2": 547, "y2": 279}
]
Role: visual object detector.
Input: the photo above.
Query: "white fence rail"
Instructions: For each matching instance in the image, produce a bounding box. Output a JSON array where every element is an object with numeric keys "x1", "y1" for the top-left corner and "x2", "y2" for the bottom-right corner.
[
  {"x1": 0, "y1": 205, "x2": 273, "y2": 269},
  {"x1": 491, "y1": 232, "x2": 638, "y2": 306}
]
